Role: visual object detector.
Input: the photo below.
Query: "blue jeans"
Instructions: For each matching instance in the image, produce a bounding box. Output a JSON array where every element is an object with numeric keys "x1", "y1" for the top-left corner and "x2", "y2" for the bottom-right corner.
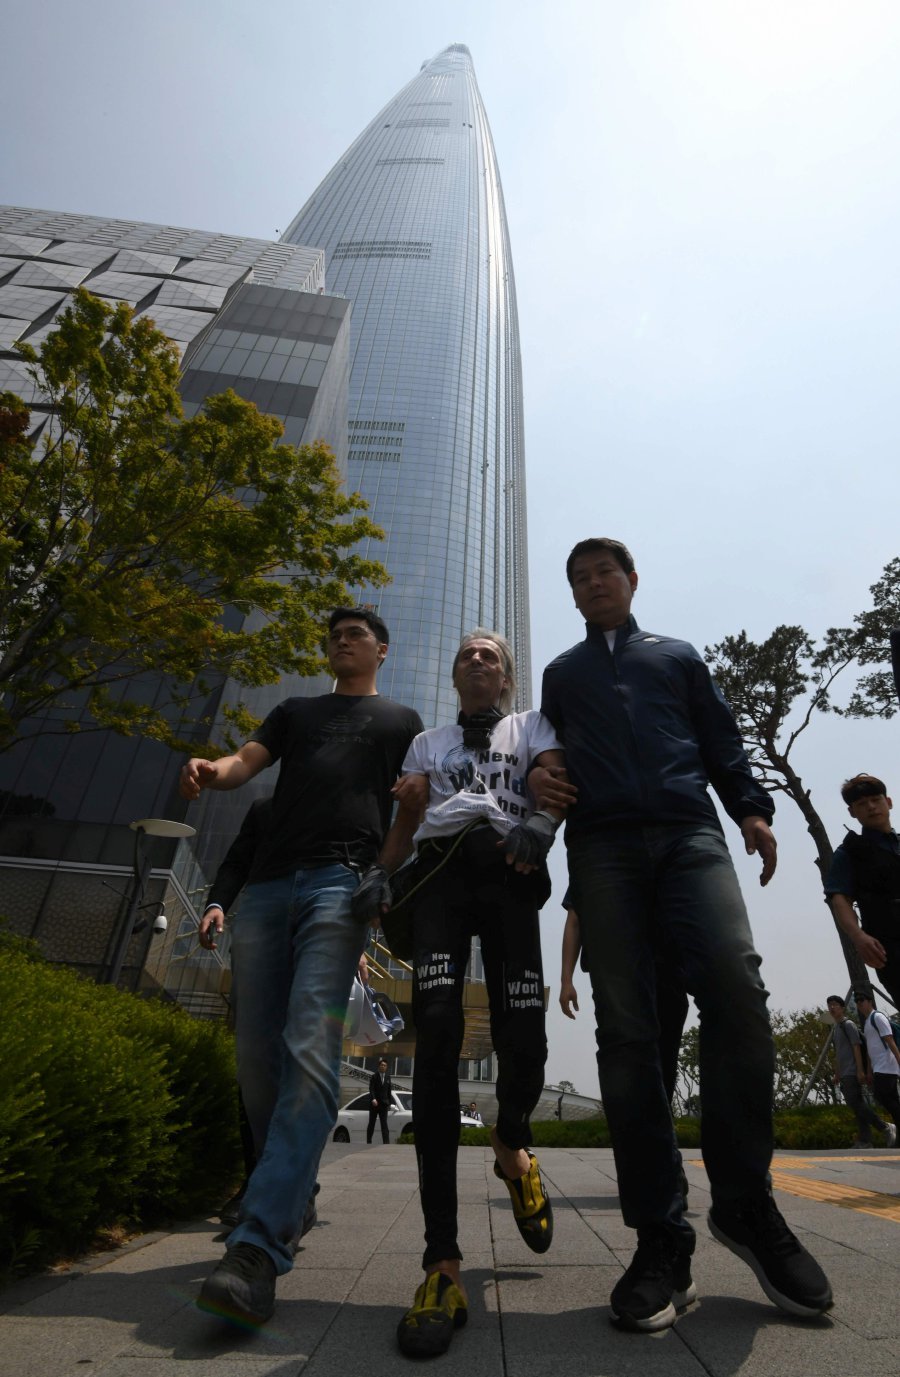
[
  {"x1": 568, "y1": 824, "x2": 774, "y2": 1249},
  {"x1": 227, "y1": 865, "x2": 364, "y2": 1272}
]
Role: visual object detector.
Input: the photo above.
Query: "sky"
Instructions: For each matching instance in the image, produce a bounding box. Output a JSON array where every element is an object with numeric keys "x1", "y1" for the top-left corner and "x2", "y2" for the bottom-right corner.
[{"x1": 3, "y1": 0, "x2": 900, "y2": 1093}]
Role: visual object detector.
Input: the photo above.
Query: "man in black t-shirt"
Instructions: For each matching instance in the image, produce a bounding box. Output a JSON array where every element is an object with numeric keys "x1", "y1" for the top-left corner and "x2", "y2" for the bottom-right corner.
[{"x1": 179, "y1": 608, "x2": 423, "y2": 1327}]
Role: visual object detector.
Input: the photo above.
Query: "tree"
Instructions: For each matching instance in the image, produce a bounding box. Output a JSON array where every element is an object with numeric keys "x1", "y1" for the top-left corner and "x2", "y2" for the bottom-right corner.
[
  {"x1": 704, "y1": 621, "x2": 874, "y2": 986},
  {"x1": 0, "y1": 289, "x2": 389, "y2": 753},
  {"x1": 674, "y1": 1010, "x2": 838, "y2": 1113},
  {"x1": 770, "y1": 1009, "x2": 838, "y2": 1110},
  {"x1": 672, "y1": 1025, "x2": 700, "y2": 1117}
]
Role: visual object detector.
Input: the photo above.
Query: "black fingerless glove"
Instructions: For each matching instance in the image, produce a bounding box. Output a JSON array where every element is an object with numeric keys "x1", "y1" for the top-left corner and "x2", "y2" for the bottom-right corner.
[
  {"x1": 351, "y1": 863, "x2": 392, "y2": 921},
  {"x1": 502, "y1": 810, "x2": 558, "y2": 868}
]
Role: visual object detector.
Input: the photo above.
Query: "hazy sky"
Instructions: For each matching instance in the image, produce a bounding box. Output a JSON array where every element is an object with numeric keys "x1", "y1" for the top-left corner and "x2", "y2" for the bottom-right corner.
[{"x1": 4, "y1": 1, "x2": 900, "y2": 1092}]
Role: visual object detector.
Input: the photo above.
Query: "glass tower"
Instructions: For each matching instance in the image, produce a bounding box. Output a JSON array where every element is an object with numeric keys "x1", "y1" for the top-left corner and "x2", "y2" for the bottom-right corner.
[{"x1": 283, "y1": 43, "x2": 530, "y2": 725}]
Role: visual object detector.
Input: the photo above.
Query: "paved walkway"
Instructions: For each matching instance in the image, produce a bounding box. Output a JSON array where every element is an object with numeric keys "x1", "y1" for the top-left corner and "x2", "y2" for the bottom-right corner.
[{"x1": 3, "y1": 1145, "x2": 900, "y2": 1377}]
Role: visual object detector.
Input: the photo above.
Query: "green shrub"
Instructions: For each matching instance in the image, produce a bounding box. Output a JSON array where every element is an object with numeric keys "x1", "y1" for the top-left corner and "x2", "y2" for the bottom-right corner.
[
  {"x1": 0, "y1": 944, "x2": 241, "y2": 1279},
  {"x1": 772, "y1": 1103, "x2": 858, "y2": 1150},
  {"x1": 114, "y1": 998, "x2": 240, "y2": 1217},
  {"x1": 402, "y1": 1106, "x2": 857, "y2": 1152}
]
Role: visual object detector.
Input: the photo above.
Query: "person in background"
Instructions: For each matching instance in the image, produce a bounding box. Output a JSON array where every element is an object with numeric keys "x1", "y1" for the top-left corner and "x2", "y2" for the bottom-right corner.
[
  {"x1": 855, "y1": 990, "x2": 900, "y2": 1132},
  {"x1": 825, "y1": 994, "x2": 895, "y2": 1148},
  {"x1": 825, "y1": 775, "x2": 900, "y2": 1010},
  {"x1": 367, "y1": 1057, "x2": 393, "y2": 1144}
]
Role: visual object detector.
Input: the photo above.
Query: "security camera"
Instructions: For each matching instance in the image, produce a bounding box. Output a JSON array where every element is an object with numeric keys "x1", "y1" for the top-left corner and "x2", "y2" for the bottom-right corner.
[{"x1": 152, "y1": 905, "x2": 168, "y2": 935}]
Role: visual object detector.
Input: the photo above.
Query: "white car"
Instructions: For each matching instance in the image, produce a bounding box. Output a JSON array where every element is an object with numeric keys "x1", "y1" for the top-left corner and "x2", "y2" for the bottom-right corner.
[{"x1": 332, "y1": 1089, "x2": 481, "y2": 1142}]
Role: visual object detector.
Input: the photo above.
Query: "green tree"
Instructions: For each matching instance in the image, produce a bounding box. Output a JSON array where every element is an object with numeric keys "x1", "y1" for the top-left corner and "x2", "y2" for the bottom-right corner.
[
  {"x1": 674, "y1": 1010, "x2": 838, "y2": 1114},
  {"x1": 704, "y1": 621, "x2": 873, "y2": 986},
  {"x1": 673, "y1": 1025, "x2": 700, "y2": 1117},
  {"x1": 771, "y1": 1009, "x2": 838, "y2": 1110},
  {"x1": 0, "y1": 289, "x2": 389, "y2": 753},
  {"x1": 842, "y1": 557, "x2": 900, "y2": 720}
]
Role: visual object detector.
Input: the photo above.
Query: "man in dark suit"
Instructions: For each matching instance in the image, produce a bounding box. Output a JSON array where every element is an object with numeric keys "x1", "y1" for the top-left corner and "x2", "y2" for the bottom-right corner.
[{"x1": 367, "y1": 1058, "x2": 393, "y2": 1143}]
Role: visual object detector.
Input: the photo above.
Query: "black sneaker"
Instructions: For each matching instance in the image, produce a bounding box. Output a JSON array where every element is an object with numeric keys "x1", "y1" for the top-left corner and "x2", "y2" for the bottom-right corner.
[
  {"x1": 610, "y1": 1233, "x2": 682, "y2": 1331},
  {"x1": 291, "y1": 1182, "x2": 320, "y2": 1252},
  {"x1": 197, "y1": 1243, "x2": 276, "y2": 1325},
  {"x1": 218, "y1": 1189, "x2": 245, "y2": 1232},
  {"x1": 708, "y1": 1194, "x2": 833, "y2": 1317},
  {"x1": 672, "y1": 1251, "x2": 698, "y2": 1312}
]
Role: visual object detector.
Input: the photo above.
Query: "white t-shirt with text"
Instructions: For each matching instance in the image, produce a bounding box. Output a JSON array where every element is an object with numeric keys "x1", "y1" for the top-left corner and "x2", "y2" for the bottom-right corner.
[
  {"x1": 863, "y1": 1010, "x2": 900, "y2": 1077},
  {"x1": 402, "y1": 710, "x2": 561, "y2": 845}
]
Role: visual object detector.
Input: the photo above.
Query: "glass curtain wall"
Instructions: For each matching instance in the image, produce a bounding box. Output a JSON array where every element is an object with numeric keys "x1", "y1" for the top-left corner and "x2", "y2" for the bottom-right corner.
[{"x1": 283, "y1": 43, "x2": 530, "y2": 726}]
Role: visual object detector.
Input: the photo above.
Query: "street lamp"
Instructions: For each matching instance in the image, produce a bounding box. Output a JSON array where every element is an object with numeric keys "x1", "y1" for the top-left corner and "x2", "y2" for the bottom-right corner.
[{"x1": 103, "y1": 817, "x2": 196, "y2": 987}]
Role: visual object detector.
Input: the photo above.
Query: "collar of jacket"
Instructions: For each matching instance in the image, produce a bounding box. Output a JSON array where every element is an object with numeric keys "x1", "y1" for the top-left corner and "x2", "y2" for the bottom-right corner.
[{"x1": 584, "y1": 613, "x2": 640, "y2": 648}]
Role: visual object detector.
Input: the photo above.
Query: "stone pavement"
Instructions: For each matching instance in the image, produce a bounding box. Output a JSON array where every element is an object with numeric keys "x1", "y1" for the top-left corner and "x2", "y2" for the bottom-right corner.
[{"x1": 2, "y1": 1145, "x2": 900, "y2": 1377}]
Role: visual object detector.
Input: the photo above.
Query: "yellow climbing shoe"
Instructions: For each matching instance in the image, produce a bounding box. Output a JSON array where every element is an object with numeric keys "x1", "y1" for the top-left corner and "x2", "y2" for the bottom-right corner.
[
  {"x1": 397, "y1": 1271, "x2": 468, "y2": 1358},
  {"x1": 494, "y1": 1151, "x2": 554, "y2": 1254}
]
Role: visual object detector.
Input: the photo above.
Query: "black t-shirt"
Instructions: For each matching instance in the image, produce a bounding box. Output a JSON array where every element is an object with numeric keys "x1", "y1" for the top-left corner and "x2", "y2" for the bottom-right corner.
[{"x1": 247, "y1": 694, "x2": 423, "y2": 882}]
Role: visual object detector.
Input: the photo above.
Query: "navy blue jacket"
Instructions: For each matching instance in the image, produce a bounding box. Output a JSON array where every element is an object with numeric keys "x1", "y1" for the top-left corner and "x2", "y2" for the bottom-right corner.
[{"x1": 540, "y1": 616, "x2": 773, "y2": 839}]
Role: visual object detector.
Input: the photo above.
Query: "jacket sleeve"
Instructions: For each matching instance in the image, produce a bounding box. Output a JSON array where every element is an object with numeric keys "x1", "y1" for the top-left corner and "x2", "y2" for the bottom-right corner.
[
  {"x1": 688, "y1": 653, "x2": 774, "y2": 827},
  {"x1": 823, "y1": 840, "x2": 855, "y2": 897},
  {"x1": 539, "y1": 665, "x2": 562, "y2": 734},
  {"x1": 206, "y1": 799, "x2": 269, "y2": 914}
]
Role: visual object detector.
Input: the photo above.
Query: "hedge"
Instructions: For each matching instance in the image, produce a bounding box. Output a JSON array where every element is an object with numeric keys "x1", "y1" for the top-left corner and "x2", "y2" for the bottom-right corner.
[
  {"x1": 0, "y1": 935, "x2": 241, "y2": 1280},
  {"x1": 401, "y1": 1105, "x2": 863, "y2": 1151}
]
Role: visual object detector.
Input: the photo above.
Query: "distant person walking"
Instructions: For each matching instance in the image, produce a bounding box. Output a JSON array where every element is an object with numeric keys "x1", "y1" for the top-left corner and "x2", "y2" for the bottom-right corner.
[
  {"x1": 825, "y1": 995, "x2": 895, "y2": 1147},
  {"x1": 367, "y1": 1058, "x2": 393, "y2": 1144},
  {"x1": 855, "y1": 990, "x2": 900, "y2": 1131}
]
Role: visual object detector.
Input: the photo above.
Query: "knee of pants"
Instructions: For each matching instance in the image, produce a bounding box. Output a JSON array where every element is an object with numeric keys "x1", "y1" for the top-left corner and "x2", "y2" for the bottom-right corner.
[
  {"x1": 413, "y1": 995, "x2": 465, "y2": 1071},
  {"x1": 494, "y1": 1021, "x2": 547, "y2": 1074}
]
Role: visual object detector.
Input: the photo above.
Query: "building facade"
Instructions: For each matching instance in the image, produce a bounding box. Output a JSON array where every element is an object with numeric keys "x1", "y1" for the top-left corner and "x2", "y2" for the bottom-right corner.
[
  {"x1": 0, "y1": 207, "x2": 350, "y2": 1003},
  {"x1": 283, "y1": 43, "x2": 531, "y2": 724}
]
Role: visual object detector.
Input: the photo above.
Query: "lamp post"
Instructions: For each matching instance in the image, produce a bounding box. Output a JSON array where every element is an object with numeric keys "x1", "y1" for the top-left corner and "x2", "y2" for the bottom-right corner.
[{"x1": 103, "y1": 817, "x2": 196, "y2": 987}]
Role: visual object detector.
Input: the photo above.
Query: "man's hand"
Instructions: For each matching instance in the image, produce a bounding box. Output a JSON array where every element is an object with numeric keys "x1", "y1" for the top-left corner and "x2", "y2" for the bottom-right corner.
[
  {"x1": 358, "y1": 951, "x2": 370, "y2": 984},
  {"x1": 499, "y1": 811, "x2": 557, "y2": 872},
  {"x1": 351, "y1": 864, "x2": 392, "y2": 924},
  {"x1": 740, "y1": 816, "x2": 777, "y2": 886},
  {"x1": 392, "y1": 773, "x2": 429, "y2": 814},
  {"x1": 852, "y1": 927, "x2": 887, "y2": 969},
  {"x1": 200, "y1": 905, "x2": 224, "y2": 949},
  {"x1": 180, "y1": 758, "x2": 220, "y2": 801},
  {"x1": 559, "y1": 980, "x2": 579, "y2": 1020},
  {"x1": 529, "y1": 764, "x2": 577, "y2": 812}
]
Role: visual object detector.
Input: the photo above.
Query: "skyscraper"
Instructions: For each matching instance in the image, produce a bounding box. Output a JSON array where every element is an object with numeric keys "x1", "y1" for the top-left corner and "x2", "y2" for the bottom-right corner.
[{"x1": 284, "y1": 43, "x2": 530, "y2": 725}]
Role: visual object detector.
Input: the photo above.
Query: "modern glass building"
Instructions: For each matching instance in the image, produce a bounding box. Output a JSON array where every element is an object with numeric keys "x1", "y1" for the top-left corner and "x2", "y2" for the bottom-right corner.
[
  {"x1": 283, "y1": 43, "x2": 531, "y2": 725},
  {"x1": 0, "y1": 207, "x2": 351, "y2": 1003}
]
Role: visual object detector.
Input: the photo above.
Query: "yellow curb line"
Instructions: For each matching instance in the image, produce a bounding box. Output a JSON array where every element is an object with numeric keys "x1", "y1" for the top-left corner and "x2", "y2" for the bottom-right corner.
[
  {"x1": 767, "y1": 1170, "x2": 900, "y2": 1223},
  {"x1": 687, "y1": 1157, "x2": 900, "y2": 1223}
]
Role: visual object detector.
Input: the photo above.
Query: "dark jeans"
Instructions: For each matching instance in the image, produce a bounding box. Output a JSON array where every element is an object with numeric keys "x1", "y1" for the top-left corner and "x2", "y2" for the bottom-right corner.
[
  {"x1": 367, "y1": 1102, "x2": 390, "y2": 1143},
  {"x1": 871, "y1": 1072, "x2": 900, "y2": 1128},
  {"x1": 410, "y1": 829, "x2": 547, "y2": 1268},
  {"x1": 568, "y1": 823, "x2": 774, "y2": 1250},
  {"x1": 839, "y1": 1075, "x2": 887, "y2": 1142}
]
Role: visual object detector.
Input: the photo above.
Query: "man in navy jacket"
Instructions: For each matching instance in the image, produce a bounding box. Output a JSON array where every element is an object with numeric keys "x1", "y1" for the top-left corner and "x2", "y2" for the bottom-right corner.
[{"x1": 537, "y1": 538, "x2": 832, "y2": 1332}]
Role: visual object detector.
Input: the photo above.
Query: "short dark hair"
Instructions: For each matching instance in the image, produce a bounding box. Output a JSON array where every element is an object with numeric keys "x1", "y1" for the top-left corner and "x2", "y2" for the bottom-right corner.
[
  {"x1": 853, "y1": 989, "x2": 875, "y2": 1004},
  {"x1": 328, "y1": 606, "x2": 389, "y2": 645},
  {"x1": 826, "y1": 995, "x2": 845, "y2": 1008},
  {"x1": 840, "y1": 773, "x2": 887, "y2": 805},
  {"x1": 565, "y1": 538, "x2": 635, "y2": 586}
]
